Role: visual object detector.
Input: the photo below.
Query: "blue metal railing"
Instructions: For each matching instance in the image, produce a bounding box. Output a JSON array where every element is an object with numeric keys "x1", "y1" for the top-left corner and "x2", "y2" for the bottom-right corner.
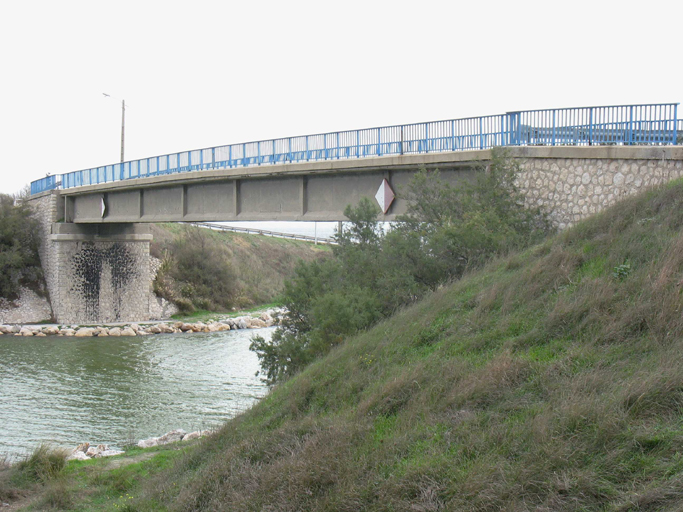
[{"x1": 30, "y1": 103, "x2": 680, "y2": 195}]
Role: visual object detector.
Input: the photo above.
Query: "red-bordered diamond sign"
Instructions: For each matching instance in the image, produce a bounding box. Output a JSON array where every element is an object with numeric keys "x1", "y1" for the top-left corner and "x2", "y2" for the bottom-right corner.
[{"x1": 375, "y1": 179, "x2": 395, "y2": 214}]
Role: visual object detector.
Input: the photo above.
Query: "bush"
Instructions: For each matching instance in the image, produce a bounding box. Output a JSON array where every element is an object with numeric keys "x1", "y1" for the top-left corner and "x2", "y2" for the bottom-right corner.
[
  {"x1": 154, "y1": 226, "x2": 238, "y2": 312},
  {"x1": 391, "y1": 149, "x2": 551, "y2": 280},
  {"x1": 16, "y1": 445, "x2": 67, "y2": 483},
  {"x1": 0, "y1": 194, "x2": 43, "y2": 300},
  {"x1": 251, "y1": 150, "x2": 553, "y2": 384}
]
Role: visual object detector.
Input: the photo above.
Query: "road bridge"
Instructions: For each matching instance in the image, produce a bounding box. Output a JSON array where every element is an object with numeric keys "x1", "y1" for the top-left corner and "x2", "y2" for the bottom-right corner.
[{"x1": 25, "y1": 104, "x2": 683, "y2": 323}]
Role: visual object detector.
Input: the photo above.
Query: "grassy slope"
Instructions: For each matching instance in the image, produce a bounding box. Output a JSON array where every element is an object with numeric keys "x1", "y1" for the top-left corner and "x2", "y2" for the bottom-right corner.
[
  {"x1": 150, "y1": 224, "x2": 331, "y2": 308},
  {"x1": 136, "y1": 180, "x2": 683, "y2": 511},
  {"x1": 1, "y1": 444, "x2": 185, "y2": 511},
  {"x1": 14, "y1": 181, "x2": 683, "y2": 511}
]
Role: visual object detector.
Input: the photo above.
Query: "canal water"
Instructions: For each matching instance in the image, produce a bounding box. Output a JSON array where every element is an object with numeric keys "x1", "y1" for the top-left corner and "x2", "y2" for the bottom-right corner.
[{"x1": 0, "y1": 328, "x2": 270, "y2": 459}]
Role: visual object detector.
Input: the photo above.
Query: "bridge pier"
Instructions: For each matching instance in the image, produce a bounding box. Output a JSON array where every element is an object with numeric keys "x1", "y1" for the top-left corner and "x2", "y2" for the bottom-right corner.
[{"x1": 28, "y1": 191, "x2": 153, "y2": 324}]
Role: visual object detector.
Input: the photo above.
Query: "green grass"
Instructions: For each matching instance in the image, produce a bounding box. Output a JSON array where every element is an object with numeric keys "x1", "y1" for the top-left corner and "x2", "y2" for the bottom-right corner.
[
  {"x1": 169, "y1": 302, "x2": 282, "y2": 323},
  {"x1": 1, "y1": 443, "x2": 189, "y2": 511},
  {"x1": 9, "y1": 180, "x2": 683, "y2": 510}
]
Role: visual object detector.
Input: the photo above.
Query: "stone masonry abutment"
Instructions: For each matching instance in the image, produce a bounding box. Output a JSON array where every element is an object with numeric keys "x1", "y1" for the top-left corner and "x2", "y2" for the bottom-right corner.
[{"x1": 512, "y1": 147, "x2": 683, "y2": 229}]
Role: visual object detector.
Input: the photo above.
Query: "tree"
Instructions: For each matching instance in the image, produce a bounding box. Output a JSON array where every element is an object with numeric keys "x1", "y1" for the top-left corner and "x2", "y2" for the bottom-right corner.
[
  {"x1": 0, "y1": 194, "x2": 43, "y2": 300},
  {"x1": 251, "y1": 150, "x2": 553, "y2": 384}
]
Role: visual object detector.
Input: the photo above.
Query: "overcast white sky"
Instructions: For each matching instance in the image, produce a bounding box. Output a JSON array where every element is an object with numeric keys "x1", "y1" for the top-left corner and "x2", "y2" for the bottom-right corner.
[{"x1": 1, "y1": 0, "x2": 681, "y2": 198}]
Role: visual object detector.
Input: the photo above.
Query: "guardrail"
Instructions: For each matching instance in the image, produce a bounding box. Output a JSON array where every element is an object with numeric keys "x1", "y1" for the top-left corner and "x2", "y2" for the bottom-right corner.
[
  {"x1": 186, "y1": 222, "x2": 336, "y2": 244},
  {"x1": 30, "y1": 103, "x2": 679, "y2": 195}
]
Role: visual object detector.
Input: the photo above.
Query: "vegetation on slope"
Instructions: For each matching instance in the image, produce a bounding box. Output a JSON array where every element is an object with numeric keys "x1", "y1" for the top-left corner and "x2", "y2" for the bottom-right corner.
[
  {"x1": 252, "y1": 152, "x2": 552, "y2": 384},
  {"x1": 123, "y1": 178, "x2": 683, "y2": 511},
  {"x1": 150, "y1": 224, "x2": 330, "y2": 313},
  {"x1": 0, "y1": 193, "x2": 43, "y2": 300}
]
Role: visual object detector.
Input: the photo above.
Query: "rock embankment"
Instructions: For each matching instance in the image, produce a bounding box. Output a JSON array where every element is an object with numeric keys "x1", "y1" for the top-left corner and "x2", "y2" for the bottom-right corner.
[
  {"x1": 65, "y1": 429, "x2": 212, "y2": 461},
  {"x1": 66, "y1": 443, "x2": 125, "y2": 461},
  {"x1": 0, "y1": 311, "x2": 280, "y2": 337},
  {"x1": 0, "y1": 286, "x2": 52, "y2": 324},
  {"x1": 136, "y1": 428, "x2": 208, "y2": 448}
]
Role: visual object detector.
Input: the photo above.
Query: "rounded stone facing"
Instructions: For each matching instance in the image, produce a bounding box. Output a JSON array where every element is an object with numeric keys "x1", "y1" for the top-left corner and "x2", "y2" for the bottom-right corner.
[{"x1": 517, "y1": 158, "x2": 682, "y2": 230}]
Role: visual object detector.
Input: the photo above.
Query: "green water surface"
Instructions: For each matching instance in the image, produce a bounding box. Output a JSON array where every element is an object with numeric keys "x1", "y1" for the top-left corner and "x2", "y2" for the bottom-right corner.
[{"x1": 0, "y1": 328, "x2": 270, "y2": 458}]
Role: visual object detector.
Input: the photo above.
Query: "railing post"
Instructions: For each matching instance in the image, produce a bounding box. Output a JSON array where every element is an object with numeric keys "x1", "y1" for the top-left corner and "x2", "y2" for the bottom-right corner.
[
  {"x1": 288, "y1": 138, "x2": 292, "y2": 162},
  {"x1": 507, "y1": 112, "x2": 520, "y2": 146},
  {"x1": 229, "y1": 145, "x2": 233, "y2": 167},
  {"x1": 377, "y1": 128, "x2": 381, "y2": 156},
  {"x1": 257, "y1": 141, "x2": 261, "y2": 165},
  {"x1": 479, "y1": 117, "x2": 483, "y2": 150},
  {"x1": 425, "y1": 123, "x2": 429, "y2": 153},
  {"x1": 212, "y1": 148, "x2": 215, "y2": 168},
  {"x1": 400, "y1": 126, "x2": 404, "y2": 155},
  {"x1": 673, "y1": 104, "x2": 678, "y2": 145},
  {"x1": 243, "y1": 143, "x2": 247, "y2": 167},
  {"x1": 628, "y1": 106, "x2": 634, "y2": 145},
  {"x1": 324, "y1": 134, "x2": 328, "y2": 160},
  {"x1": 306, "y1": 136, "x2": 310, "y2": 161},
  {"x1": 589, "y1": 108, "x2": 594, "y2": 146},
  {"x1": 336, "y1": 132, "x2": 340, "y2": 159},
  {"x1": 552, "y1": 110, "x2": 556, "y2": 146},
  {"x1": 356, "y1": 131, "x2": 360, "y2": 157}
]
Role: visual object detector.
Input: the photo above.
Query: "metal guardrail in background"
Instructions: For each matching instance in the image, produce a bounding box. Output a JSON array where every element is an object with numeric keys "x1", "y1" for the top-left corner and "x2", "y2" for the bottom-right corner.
[
  {"x1": 30, "y1": 103, "x2": 680, "y2": 195},
  {"x1": 186, "y1": 222, "x2": 336, "y2": 245}
]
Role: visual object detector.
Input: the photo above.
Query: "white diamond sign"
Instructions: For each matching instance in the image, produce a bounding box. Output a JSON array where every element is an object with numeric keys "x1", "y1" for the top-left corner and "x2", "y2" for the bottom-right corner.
[{"x1": 375, "y1": 179, "x2": 395, "y2": 214}]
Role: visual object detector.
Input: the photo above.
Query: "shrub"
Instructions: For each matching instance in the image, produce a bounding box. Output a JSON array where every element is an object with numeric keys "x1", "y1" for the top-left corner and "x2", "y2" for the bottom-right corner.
[
  {"x1": 154, "y1": 226, "x2": 238, "y2": 312},
  {"x1": 16, "y1": 445, "x2": 67, "y2": 483},
  {"x1": 0, "y1": 194, "x2": 43, "y2": 300}
]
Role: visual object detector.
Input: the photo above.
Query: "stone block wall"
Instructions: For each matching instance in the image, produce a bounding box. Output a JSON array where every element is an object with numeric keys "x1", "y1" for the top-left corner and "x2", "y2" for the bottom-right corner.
[
  {"x1": 516, "y1": 155, "x2": 683, "y2": 229},
  {"x1": 50, "y1": 239, "x2": 151, "y2": 323},
  {"x1": 28, "y1": 191, "x2": 61, "y2": 318}
]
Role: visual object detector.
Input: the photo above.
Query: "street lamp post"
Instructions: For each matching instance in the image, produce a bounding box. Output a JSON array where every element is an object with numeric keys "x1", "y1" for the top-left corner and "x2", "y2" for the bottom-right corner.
[
  {"x1": 120, "y1": 99, "x2": 125, "y2": 163},
  {"x1": 103, "y1": 93, "x2": 125, "y2": 163}
]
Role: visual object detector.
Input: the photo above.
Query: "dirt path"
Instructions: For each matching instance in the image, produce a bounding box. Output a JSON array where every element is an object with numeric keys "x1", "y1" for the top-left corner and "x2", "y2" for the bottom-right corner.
[{"x1": 101, "y1": 451, "x2": 156, "y2": 470}]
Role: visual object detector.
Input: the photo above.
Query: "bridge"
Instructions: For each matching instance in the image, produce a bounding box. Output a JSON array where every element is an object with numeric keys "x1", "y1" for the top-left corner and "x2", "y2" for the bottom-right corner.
[
  {"x1": 31, "y1": 103, "x2": 680, "y2": 222},
  {"x1": 25, "y1": 103, "x2": 683, "y2": 323}
]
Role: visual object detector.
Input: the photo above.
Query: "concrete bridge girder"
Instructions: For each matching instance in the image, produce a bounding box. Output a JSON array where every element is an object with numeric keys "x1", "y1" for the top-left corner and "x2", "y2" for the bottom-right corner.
[{"x1": 61, "y1": 152, "x2": 485, "y2": 224}]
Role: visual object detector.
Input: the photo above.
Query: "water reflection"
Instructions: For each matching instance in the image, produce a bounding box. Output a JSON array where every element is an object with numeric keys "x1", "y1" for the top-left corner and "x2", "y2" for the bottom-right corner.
[{"x1": 0, "y1": 328, "x2": 270, "y2": 458}]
